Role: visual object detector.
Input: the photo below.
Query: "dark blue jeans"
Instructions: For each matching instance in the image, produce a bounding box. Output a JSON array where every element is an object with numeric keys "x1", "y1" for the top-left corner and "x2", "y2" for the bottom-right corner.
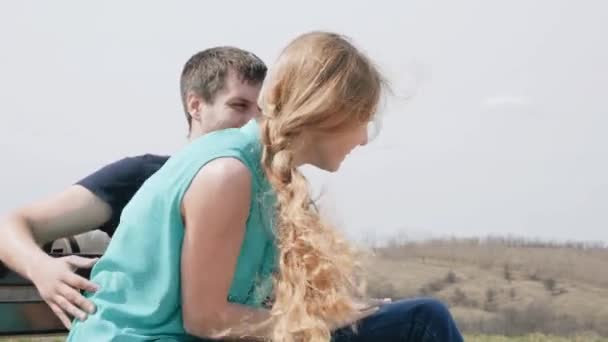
[{"x1": 331, "y1": 297, "x2": 464, "y2": 342}]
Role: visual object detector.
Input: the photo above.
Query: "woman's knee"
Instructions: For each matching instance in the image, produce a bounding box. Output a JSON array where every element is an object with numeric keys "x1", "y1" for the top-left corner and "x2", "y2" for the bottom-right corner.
[
  {"x1": 412, "y1": 297, "x2": 454, "y2": 323},
  {"x1": 378, "y1": 298, "x2": 462, "y2": 341}
]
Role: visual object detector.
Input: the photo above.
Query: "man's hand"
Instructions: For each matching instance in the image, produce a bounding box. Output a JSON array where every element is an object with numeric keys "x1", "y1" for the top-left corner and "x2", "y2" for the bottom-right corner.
[
  {"x1": 30, "y1": 255, "x2": 99, "y2": 329},
  {"x1": 0, "y1": 185, "x2": 112, "y2": 328},
  {"x1": 353, "y1": 297, "x2": 392, "y2": 311}
]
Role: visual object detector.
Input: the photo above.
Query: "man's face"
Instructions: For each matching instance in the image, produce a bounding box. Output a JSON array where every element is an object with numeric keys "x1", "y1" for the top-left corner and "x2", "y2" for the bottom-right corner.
[{"x1": 188, "y1": 71, "x2": 262, "y2": 138}]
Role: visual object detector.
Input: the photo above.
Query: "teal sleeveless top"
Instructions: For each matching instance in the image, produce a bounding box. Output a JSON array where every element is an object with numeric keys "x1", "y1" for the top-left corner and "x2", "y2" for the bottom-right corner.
[{"x1": 67, "y1": 119, "x2": 277, "y2": 341}]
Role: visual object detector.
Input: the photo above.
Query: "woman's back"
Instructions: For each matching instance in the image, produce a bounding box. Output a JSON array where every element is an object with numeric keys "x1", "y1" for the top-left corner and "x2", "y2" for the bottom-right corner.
[{"x1": 67, "y1": 119, "x2": 277, "y2": 341}]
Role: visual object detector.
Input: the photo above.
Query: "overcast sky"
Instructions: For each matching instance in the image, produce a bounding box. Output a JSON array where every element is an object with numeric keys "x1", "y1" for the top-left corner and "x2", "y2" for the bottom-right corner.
[{"x1": 1, "y1": 0, "x2": 606, "y2": 244}]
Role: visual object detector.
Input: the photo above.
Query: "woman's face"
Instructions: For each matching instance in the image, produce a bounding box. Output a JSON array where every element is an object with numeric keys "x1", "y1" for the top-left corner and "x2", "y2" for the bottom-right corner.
[{"x1": 305, "y1": 122, "x2": 369, "y2": 172}]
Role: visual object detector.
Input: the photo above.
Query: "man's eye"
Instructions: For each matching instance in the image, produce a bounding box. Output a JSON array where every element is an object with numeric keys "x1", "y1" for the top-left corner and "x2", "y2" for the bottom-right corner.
[{"x1": 232, "y1": 103, "x2": 247, "y2": 110}]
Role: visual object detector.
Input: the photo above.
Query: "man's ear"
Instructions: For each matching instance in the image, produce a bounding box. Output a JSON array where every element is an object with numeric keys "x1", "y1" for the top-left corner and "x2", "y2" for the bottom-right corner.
[{"x1": 186, "y1": 91, "x2": 204, "y2": 124}]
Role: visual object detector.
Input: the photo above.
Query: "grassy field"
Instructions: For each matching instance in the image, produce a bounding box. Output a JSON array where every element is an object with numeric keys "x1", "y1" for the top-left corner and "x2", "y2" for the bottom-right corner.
[{"x1": 466, "y1": 334, "x2": 608, "y2": 341}]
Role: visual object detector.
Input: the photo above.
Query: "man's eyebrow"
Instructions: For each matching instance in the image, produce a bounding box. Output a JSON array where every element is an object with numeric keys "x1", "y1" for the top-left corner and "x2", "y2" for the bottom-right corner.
[{"x1": 226, "y1": 97, "x2": 252, "y2": 103}]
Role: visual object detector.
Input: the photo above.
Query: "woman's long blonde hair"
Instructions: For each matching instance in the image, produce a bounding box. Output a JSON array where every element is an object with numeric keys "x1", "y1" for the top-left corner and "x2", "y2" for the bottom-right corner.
[{"x1": 258, "y1": 31, "x2": 387, "y2": 341}]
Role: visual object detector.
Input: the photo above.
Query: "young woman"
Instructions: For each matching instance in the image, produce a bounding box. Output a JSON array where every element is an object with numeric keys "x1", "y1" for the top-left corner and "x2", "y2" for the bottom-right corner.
[{"x1": 67, "y1": 31, "x2": 463, "y2": 341}]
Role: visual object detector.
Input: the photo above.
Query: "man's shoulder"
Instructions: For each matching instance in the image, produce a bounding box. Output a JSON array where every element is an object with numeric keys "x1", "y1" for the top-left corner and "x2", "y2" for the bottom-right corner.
[
  {"x1": 110, "y1": 153, "x2": 171, "y2": 171},
  {"x1": 74, "y1": 153, "x2": 170, "y2": 236},
  {"x1": 87, "y1": 154, "x2": 169, "y2": 179},
  {"x1": 76, "y1": 153, "x2": 170, "y2": 196}
]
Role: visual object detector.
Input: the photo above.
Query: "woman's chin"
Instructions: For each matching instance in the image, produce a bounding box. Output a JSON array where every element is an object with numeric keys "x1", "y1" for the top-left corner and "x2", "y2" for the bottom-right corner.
[
  {"x1": 320, "y1": 160, "x2": 343, "y2": 173},
  {"x1": 309, "y1": 156, "x2": 345, "y2": 173}
]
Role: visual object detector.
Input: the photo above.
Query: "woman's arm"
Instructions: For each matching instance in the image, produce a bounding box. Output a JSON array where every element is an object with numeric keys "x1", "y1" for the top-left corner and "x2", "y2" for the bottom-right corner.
[{"x1": 180, "y1": 157, "x2": 272, "y2": 340}]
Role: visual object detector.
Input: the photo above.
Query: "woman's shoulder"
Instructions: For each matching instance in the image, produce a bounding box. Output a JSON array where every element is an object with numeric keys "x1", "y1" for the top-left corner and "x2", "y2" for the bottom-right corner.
[
  {"x1": 187, "y1": 125, "x2": 260, "y2": 158},
  {"x1": 156, "y1": 120, "x2": 266, "y2": 191}
]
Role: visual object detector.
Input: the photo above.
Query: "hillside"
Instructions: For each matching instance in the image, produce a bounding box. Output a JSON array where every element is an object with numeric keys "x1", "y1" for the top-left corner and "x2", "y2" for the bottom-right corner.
[{"x1": 363, "y1": 237, "x2": 608, "y2": 337}]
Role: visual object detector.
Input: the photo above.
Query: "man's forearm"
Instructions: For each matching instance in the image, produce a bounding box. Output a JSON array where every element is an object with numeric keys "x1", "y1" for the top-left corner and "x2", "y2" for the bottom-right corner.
[{"x1": 0, "y1": 215, "x2": 51, "y2": 280}]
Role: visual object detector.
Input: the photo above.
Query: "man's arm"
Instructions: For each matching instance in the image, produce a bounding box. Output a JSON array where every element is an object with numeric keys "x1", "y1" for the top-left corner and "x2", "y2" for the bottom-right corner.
[
  {"x1": 180, "y1": 158, "x2": 272, "y2": 340},
  {"x1": 0, "y1": 154, "x2": 165, "y2": 329},
  {"x1": 0, "y1": 185, "x2": 110, "y2": 327}
]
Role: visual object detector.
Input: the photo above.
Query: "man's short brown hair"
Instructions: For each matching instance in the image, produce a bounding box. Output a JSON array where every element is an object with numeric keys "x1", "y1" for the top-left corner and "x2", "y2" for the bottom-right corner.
[{"x1": 179, "y1": 47, "x2": 267, "y2": 129}]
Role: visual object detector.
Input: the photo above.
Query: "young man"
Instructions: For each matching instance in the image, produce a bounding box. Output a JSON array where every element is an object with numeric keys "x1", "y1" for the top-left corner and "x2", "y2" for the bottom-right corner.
[{"x1": 0, "y1": 46, "x2": 267, "y2": 329}]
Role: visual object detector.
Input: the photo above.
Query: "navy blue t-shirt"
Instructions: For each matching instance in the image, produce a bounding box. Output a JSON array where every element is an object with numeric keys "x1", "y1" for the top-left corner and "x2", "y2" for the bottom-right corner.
[{"x1": 76, "y1": 154, "x2": 169, "y2": 236}]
